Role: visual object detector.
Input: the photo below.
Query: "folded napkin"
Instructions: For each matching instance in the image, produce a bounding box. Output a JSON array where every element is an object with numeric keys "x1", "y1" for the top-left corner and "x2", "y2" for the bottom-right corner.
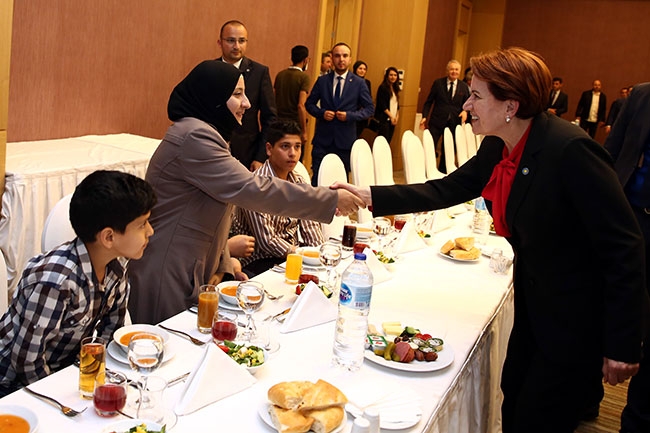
[
  {"x1": 394, "y1": 221, "x2": 427, "y2": 254},
  {"x1": 362, "y1": 247, "x2": 393, "y2": 284},
  {"x1": 431, "y1": 211, "x2": 454, "y2": 233},
  {"x1": 280, "y1": 281, "x2": 338, "y2": 333},
  {"x1": 174, "y1": 343, "x2": 257, "y2": 415}
]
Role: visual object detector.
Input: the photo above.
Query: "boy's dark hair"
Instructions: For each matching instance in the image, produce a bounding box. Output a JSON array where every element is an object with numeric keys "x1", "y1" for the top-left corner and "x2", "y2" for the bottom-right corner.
[
  {"x1": 552, "y1": 77, "x2": 563, "y2": 84},
  {"x1": 266, "y1": 119, "x2": 302, "y2": 146},
  {"x1": 291, "y1": 45, "x2": 309, "y2": 65},
  {"x1": 70, "y1": 170, "x2": 157, "y2": 243}
]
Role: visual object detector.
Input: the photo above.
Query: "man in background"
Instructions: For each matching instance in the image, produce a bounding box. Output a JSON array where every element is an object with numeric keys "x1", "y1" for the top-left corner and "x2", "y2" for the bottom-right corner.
[
  {"x1": 274, "y1": 45, "x2": 311, "y2": 150},
  {"x1": 217, "y1": 20, "x2": 277, "y2": 171},
  {"x1": 604, "y1": 86, "x2": 631, "y2": 135},
  {"x1": 320, "y1": 51, "x2": 332, "y2": 76},
  {"x1": 546, "y1": 77, "x2": 569, "y2": 118},
  {"x1": 306, "y1": 42, "x2": 374, "y2": 183},
  {"x1": 419, "y1": 59, "x2": 471, "y2": 173},
  {"x1": 575, "y1": 79, "x2": 607, "y2": 139}
]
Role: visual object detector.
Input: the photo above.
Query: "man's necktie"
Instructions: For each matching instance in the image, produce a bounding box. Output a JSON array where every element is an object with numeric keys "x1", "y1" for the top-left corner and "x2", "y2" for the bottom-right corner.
[
  {"x1": 448, "y1": 81, "x2": 454, "y2": 101},
  {"x1": 334, "y1": 76, "x2": 342, "y2": 105}
]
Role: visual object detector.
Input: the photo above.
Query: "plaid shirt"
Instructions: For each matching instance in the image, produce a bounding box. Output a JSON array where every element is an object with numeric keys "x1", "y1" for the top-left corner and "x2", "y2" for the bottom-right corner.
[{"x1": 0, "y1": 238, "x2": 129, "y2": 395}]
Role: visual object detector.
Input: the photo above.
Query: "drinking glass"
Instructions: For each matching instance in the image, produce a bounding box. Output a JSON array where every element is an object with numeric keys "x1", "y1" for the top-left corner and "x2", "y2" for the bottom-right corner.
[
  {"x1": 319, "y1": 240, "x2": 342, "y2": 293},
  {"x1": 197, "y1": 284, "x2": 219, "y2": 333},
  {"x1": 373, "y1": 217, "x2": 392, "y2": 249},
  {"x1": 79, "y1": 336, "x2": 106, "y2": 399},
  {"x1": 285, "y1": 253, "x2": 303, "y2": 284},
  {"x1": 236, "y1": 281, "x2": 265, "y2": 341},
  {"x1": 127, "y1": 333, "x2": 164, "y2": 419},
  {"x1": 393, "y1": 214, "x2": 410, "y2": 232},
  {"x1": 212, "y1": 310, "x2": 238, "y2": 344},
  {"x1": 341, "y1": 225, "x2": 357, "y2": 251},
  {"x1": 93, "y1": 370, "x2": 127, "y2": 417}
]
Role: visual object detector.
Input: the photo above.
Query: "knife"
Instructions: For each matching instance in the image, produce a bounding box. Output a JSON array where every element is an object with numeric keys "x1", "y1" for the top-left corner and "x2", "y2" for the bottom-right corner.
[{"x1": 272, "y1": 308, "x2": 291, "y2": 320}]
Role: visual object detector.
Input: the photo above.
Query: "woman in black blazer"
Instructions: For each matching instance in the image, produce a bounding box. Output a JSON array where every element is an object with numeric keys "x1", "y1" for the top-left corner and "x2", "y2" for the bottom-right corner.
[
  {"x1": 374, "y1": 66, "x2": 400, "y2": 143},
  {"x1": 336, "y1": 48, "x2": 648, "y2": 433}
]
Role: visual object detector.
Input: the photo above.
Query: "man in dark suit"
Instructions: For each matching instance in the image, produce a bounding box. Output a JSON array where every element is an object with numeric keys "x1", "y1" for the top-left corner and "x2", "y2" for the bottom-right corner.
[
  {"x1": 575, "y1": 79, "x2": 607, "y2": 138},
  {"x1": 546, "y1": 76, "x2": 569, "y2": 118},
  {"x1": 604, "y1": 87, "x2": 631, "y2": 135},
  {"x1": 419, "y1": 60, "x2": 471, "y2": 173},
  {"x1": 605, "y1": 82, "x2": 650, "y2": 433},
  {"x1": 218, "y1": 20, "x2": 277, "y2": 171},
  {"x1": 306, "y1": 42, "x2": 374, "y2": 184}
]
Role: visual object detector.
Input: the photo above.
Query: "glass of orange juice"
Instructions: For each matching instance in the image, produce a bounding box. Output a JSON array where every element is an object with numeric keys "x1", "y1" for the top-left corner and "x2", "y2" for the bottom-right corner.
[
  {"x1": 285, "y1": 253, "x2": 303, "y2": 284},
  {"x1": 197, "y1": 284, "x2": 219, "y2": 333}
]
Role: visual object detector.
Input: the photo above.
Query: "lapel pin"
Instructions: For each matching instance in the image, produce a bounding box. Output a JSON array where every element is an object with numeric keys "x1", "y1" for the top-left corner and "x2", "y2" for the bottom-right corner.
[{"x1": 522, "y1": 167, "x2": 530, "y2": 175}]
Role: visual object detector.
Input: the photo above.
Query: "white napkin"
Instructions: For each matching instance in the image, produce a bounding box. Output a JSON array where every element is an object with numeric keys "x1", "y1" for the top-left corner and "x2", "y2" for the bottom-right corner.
[
  {"x1": 394, "y1": 221, "x2": 427, "y2": 254},
  {"x1": 431, "y1": 211, "x2": 453, "y2": 233},
  {"x1": 362, "y1": 247, "x2": 393, "y2": 284},
  {"x1": 280, "y1": 281, "x2": 338, "y2": 333},
  {"x1": 174, "y1": 343, "x2": 257, "y2": 415}
]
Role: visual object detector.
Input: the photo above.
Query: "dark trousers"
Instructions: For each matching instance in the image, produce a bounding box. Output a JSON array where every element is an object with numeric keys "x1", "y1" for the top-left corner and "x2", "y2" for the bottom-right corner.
[
  {"x1": 581, "y1": 120, "x2": 598, "y2": 138},
  {"x1": 310, "y1": 143, "x2": 351, "y2": 187},
  {"x1": 242, "y1": 257, "x2": 284, "y2": 278},
  {"x1": 377, "y1": 121, "x2": 395, "y2": 144},
  {"x1": 430, "y1": 119, "x2": 460, "y2": 174}
]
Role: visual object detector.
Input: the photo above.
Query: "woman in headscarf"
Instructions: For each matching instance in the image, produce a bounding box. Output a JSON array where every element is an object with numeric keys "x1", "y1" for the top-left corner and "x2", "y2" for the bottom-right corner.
[{"x1": 129, "y1": 60, "x2": 363, "y2": 324}]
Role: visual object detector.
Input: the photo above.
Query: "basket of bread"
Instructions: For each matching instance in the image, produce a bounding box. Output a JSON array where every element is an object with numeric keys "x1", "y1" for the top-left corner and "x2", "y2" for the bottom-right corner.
[
  {"x1": 439, "y1": 237, "x2": 480, "y2": 261},
  {"x1": 266, "y1": 379, "x2": 347, "y2": 433}
]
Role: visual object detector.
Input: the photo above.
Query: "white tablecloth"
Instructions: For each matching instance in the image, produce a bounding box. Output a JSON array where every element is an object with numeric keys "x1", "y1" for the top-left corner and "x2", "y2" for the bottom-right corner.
[
  {"x1": 0, "y1": 211, "x2": 514, "y2": 433},
  {"x1": 0, "y1": 134, "x2": 160, "y2": 295}
]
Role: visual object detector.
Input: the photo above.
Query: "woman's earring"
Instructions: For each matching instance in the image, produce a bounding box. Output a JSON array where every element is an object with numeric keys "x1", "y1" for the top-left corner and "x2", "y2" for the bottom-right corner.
[{"x1": 505, "y1": 115, "x2": 511, "y2": 123}]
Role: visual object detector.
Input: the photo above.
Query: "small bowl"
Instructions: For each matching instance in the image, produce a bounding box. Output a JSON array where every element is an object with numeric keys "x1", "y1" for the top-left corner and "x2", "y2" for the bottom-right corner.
[
  {"x1": 113, "y1": 324, "x2": 170, "y2": 354},
  {"x1": 355, "y1": 225, "x2": 373, "y2": 240},
  {"x1": 102, "y1": 419, "x2": 163, "y2": 433},
  {"x1": 217, "y1": 281, "x2": 239, "y2": 305},
  {"x1": 296, "y1": 246, "x2": 321, "y2": 266},
  {"x1": 0, "y1": 405, "x2": 39, "y2": 433}
]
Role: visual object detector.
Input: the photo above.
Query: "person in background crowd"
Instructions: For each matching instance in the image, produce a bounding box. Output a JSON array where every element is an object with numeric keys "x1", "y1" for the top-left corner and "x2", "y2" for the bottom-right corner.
[
  {"x1": 352, "y1": 60, "x2": 372, "y2": 138},
  {"x1": 128, "y1": 60, "x2": 364, "y2": 324},
  {"x1": 306, "y1": 42, "x2": 374, "y2": 183},
  {"x1": 604, "y1": 82, "x2": 650, "y2": 433},
  {"x1": 419, "y1": 59, "x2": 471, "y2": 173},
  {"x1": 336, "y1": 47, "x2": 648, "y2": 433},
  {"x1": 274, "y1": 45, "x2": 311, "y2": 149},
  {"x1": 374, "y1": 66, "x2": 400, "y2": 143},
  {"x1": 546, "y1": 76, "x2": 569, "y2": 118},
  {"x1": 604, "y1": 87, "x2": 631, "y2": 135},
  {"x1": 217, "y1": 20, "x2": 277, "y2": 171},
  {"x1": 232, "y1": 120, "x2": 324, "y2": 277},
  {"x1": 0, "y1": 170, "x2": 156, "y2": 396},
  {"x1": 319, "y1": 51, "x2": 332, "y2": 76},
  {"x1": 575, "y1": 79, "x2": 607, "y2": 138},
  {"x1": 463, "y1": 69, "x2": 473, "y2": 87}
]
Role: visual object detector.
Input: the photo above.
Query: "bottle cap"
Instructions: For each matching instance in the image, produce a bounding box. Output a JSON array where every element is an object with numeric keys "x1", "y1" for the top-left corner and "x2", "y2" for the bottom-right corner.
[{"x1": 353, "y1": 253, "x2": 367, "y2": 260}]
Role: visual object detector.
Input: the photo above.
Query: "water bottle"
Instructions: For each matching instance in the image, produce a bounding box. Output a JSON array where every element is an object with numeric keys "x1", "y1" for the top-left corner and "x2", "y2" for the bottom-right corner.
[
  {"x1": 332, "y1": 253, "x2": 374, "y2": 371},
  {"x1": 472, "y1": 197, "x2": 490, "y2": 245}
]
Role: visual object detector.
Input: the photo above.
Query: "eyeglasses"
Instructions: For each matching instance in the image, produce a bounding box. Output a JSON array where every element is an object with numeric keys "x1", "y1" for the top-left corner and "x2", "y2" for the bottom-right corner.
[{"x1": 222, "y1": 37, "x2": 248, "y2": 45}]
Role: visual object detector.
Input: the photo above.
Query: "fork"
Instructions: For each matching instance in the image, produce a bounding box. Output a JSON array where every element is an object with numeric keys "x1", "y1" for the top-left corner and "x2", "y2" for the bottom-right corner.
[
  {"x1": 263, "y1": 289, "x2": 283, "y2": 301},
  {"x1": 23, "y1": 387, "x2": 87, "y2": 417},
  {"x1": 158, "y1": 324, "x2": 208, "y2": 346}
]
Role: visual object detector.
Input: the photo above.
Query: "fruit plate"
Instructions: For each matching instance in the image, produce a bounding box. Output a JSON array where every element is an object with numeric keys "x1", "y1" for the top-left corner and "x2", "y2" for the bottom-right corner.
[
  {"x1": 258, "y1": 402, "x2": 347, "y2": 433},
  {"x1": 364, "y1": 343, "x2": 454, "y2": 372}
]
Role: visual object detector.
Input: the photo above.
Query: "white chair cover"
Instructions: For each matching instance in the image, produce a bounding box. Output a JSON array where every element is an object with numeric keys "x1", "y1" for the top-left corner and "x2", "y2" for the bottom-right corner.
[
  {"x1": 401, "y1": 134, "x2": 427, "y2": 184},
  {"x1": 464, "y1": 123, "x2": 477, "y2": 158},
  {"x1": 293, "y1": 160, "x2": 311, "y2": 183},
  {"x1": 350, "y1": 139, "x2": 375, "y2": 223},
  {"x1": 476, "y1": 134, "x2": 484, "y2": 149},
  {"x1": 455, "y1": 124, "x2": 469, "y2": 167},
  {"x1": 422, "y1": 129, "x2": 445, "y2": 180},
  {"x1": 1, "y1": 251, "x2": 8, "y2": 314},
  {"x1": 41, "y1": 194, "x2": 75, "y2": 253},
  {"x1": 317, "y1": 154, "x2": 349, "y2": 240},
  {"x1": 372, "y1": 135, "x2": 395, "y2": 186},
  {"x1": 443, "y1": 127, "x2": 457, "y2": 174}
]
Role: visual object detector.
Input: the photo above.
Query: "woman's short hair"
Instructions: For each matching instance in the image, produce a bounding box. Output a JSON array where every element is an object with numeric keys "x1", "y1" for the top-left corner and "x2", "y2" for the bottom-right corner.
[{"x1": 470, "y1": 47, "x2": 552, "y2": 119}]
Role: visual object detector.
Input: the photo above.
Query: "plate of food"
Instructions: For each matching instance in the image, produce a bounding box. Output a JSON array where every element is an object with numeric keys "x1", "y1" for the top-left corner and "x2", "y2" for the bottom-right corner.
[
  {"x1": 438, "y1": 237, "x2": 480, "y2": 262},
  {"x1": 101, "y1": 419, "x2": 165, "y2": 433},
  {"x1": 260, "y1": 379, "x2": 348, "y2": 433},
  {"x1": 0, "y1": 405, "x2": 38, "y2": 433},
  {"x1": 112, "y1": 324, "x2": 171, "y2": 354},
  {"x1": 295, "y1": 246, "x2": 321, "y2": 266},
  {"x1": 354, "y1": 225, "x2": 373, "y2": 240}
]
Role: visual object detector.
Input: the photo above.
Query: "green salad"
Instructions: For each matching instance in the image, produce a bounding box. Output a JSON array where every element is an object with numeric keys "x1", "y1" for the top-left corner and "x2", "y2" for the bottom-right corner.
[{"x1": 222, "y1": 341, "x2": 265, "y2": 367}]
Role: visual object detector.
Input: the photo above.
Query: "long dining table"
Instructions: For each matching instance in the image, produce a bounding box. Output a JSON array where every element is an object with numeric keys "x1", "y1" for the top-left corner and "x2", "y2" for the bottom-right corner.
[{"x1": 0, "y1": 210, "x2": 514, "y2": 433}]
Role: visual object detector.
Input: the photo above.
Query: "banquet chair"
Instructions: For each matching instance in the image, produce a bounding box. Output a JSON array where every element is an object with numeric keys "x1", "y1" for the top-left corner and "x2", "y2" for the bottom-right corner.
[
  {"x1": 476, "y1": 134, "x2": 484, "y2": 149},
  {"x1": 401, "y1": 134, "x2": 427, "y2": 184},
  {"x1": 464, "y1": 123, "x2": 478, "y2": 158},
  {"x1": 317, "y1": 153, "x2": 350, "y2": 240},
  {"x1": 443, "y1": 127, "x2": 457, "y2": 174},
  {"x1": 1, "y1": 251, "x2": 8, "y2": 314},
  {"x1": 350, "y1": 139, "x2": 375, "y2": 223},
  {"x1": 455, "y1": 124, "x2": 469, "y2": 167},
  {"x1": 422, "y1": 129, "x2": 445, "y2": 180},
  {"x1": 41, "y1": 194, "x2": 75, "y2": 253},
  {"x1": 293, "y1": 160, "x2": 311, "y2": 183},
  {"x1": 372, "y1": 135, "x2": 395, "y2": 186}
]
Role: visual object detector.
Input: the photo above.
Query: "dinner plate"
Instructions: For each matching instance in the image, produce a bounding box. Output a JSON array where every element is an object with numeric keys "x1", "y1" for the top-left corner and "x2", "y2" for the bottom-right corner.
[
  {"x1": 219, "y1": 298, "x2": 243, "y2": 312},
  {"x1": 0, "y1": 404, "x2": 39, "y2": 433},
  {"x1": 346, "y1": 404, "x2": 421, "y2": 430},
  {"x1": 101, "y1": 419, "x2": 164, "y2": 433},
  {"x1": 107, "y1": 340, "x2": 175, "y2": 365},
  {"x1": 258, "y1": 403, "x2": 347, "y2": 433},
  {"x1": 437, "y1": 251, "x2": 480, "y2": 263},
  {"x1": 363, "y1": 343, "x2": 454, "y2": 372}
]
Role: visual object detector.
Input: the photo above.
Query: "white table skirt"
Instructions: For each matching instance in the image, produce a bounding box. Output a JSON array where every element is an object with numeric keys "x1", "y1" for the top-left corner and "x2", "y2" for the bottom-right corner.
[
  {"x1": 0, "y1": 134, "x2": 160, "y2": 296},
  {"x1": 0, "y1": 211, "x2": 515, "y2": 433}
]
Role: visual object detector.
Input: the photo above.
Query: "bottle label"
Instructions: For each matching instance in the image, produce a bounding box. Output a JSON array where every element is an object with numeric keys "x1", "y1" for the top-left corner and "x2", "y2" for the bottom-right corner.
[{"x1": 340, "y1": 283, "x2": 372, "y2": 310}]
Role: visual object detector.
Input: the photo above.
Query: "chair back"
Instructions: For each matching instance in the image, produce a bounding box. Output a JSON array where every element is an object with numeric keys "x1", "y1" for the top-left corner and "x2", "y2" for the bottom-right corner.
[
  {"x1": 464, "y1": 123, "x2": 477, "y2": 158},
  {"x1": 41, "y1": 194, "x2": 76, "y2": 253},
  {"x1": 422, "y1": 130, "x2": 445, "y2": 180},
  {"x1": 455, "y1": 124, "x2": 469, "y2": 167},
  {"x1": 443, "y1": 127, "x2": 457, "y2": 173},
  {"x1": 293, "y1": 161, "x2": 311, "y2": 184},
  {"x1": 0, "y1": 251, "x2": 8, "y2": 314},
  {"x1": 401, "y1": 134, "x2": 427, "y2": 184},
  {"x1": 372, "y1": 135, "x2": 395, "y2": 186},
  {"x1": 317, "y1": 154, "x2": 349, "y2": 239},
  {"x1": 350, "y1": 139, "x2": 375, "y2": 223}
]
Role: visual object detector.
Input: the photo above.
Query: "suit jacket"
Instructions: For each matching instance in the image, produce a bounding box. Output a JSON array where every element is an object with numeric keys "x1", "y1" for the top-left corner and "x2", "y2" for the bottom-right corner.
[
  {"x1": 374, "y1": 83, "x2": 398, "y2": 123},
  {"x1": 221, "y1": 56, "x2": 277, "y2": 168},
  {"x1": 421, "y1": 77, "x2": 471, "y2": 131},
  {"x1": 605, "y1": 97, "x2": 625, "y2": 127},
  {"x1": 575, "y1": 89, "x2": 607, "y2": 122},
  {"x1": 128, "y1": 118, "x2": 337, "y2": 324},
  {"x1": 371, "y1": 112, "x2": 647, "y2": 364},
  {"x1": 546, "y1": 90, "x2": 568, "y2": 117},
  {"x1": 306, "y1": 71, "x2": 374, "y2": 151}
]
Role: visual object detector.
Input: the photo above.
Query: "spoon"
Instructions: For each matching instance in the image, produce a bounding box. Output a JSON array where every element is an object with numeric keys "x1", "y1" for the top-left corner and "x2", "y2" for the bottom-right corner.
[{"x1": 264, "y1": 289, "x2": 283, "y2": 301}]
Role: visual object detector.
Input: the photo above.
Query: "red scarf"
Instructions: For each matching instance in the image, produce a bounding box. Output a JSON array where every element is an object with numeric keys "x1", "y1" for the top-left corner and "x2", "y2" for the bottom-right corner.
[{"x1": 481, "y1": 124, "x2": 531, "y2": 237}]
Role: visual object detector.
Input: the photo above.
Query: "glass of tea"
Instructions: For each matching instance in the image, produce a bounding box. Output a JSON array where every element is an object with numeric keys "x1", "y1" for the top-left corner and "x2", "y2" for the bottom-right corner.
[
  {"x1": 79, "y1": 336, "x2": 106, "y2": 399},
  {"x1": 93, "y1": 370, "x2": 127, "y2": 417},
  {"x1": 197, "y1": 284, "x2": 219, "y2": 333},
  {"x1": 212, "y1": 311, "x2": 238, "y2": 344}
]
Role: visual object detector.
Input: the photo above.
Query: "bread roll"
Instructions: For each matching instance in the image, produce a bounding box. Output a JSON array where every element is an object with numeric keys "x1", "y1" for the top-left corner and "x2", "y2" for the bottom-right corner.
[
  {"x1": 449, "y1": 246, "x2": 480, "y2": 260},
  {"x1": 440, "y1": 240, "x2": 456, "y2": 254},
  {"x1": 268, "y1": 381, "x2": 314, "y2": 410},
  {"x1": 305, "y1": 406, "x2": 345, "y2": 433},
  {"x1": 268, "y1": 405, "x2": 314, "y2": 433},
  {"x1": 454, "y1": 237, "x2": 475, "y2": 251},
  {"x1": 297, "y1": 379, "x2": 347, "y2": 411}
]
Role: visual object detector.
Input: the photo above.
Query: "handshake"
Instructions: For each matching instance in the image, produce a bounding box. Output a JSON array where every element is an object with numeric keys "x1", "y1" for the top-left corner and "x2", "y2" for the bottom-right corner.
[{"x1": 329, "y1": 182, "x2": 372, "y2": 217}]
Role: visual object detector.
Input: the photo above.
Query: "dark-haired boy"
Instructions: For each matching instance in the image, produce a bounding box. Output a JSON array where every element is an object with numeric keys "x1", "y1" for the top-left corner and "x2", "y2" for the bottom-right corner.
[{"x1": 0, "y1": 170, "x2": 156, "y2": 396}]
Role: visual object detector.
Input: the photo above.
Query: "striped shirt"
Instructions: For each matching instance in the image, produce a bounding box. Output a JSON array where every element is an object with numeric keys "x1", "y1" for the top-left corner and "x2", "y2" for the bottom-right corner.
[
  {"x1": 233, "y1": 161, "x2": 324, "y2": 267},
  {"x1": 0, "y1": 239, "x2": 129, "y2": 395}
]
